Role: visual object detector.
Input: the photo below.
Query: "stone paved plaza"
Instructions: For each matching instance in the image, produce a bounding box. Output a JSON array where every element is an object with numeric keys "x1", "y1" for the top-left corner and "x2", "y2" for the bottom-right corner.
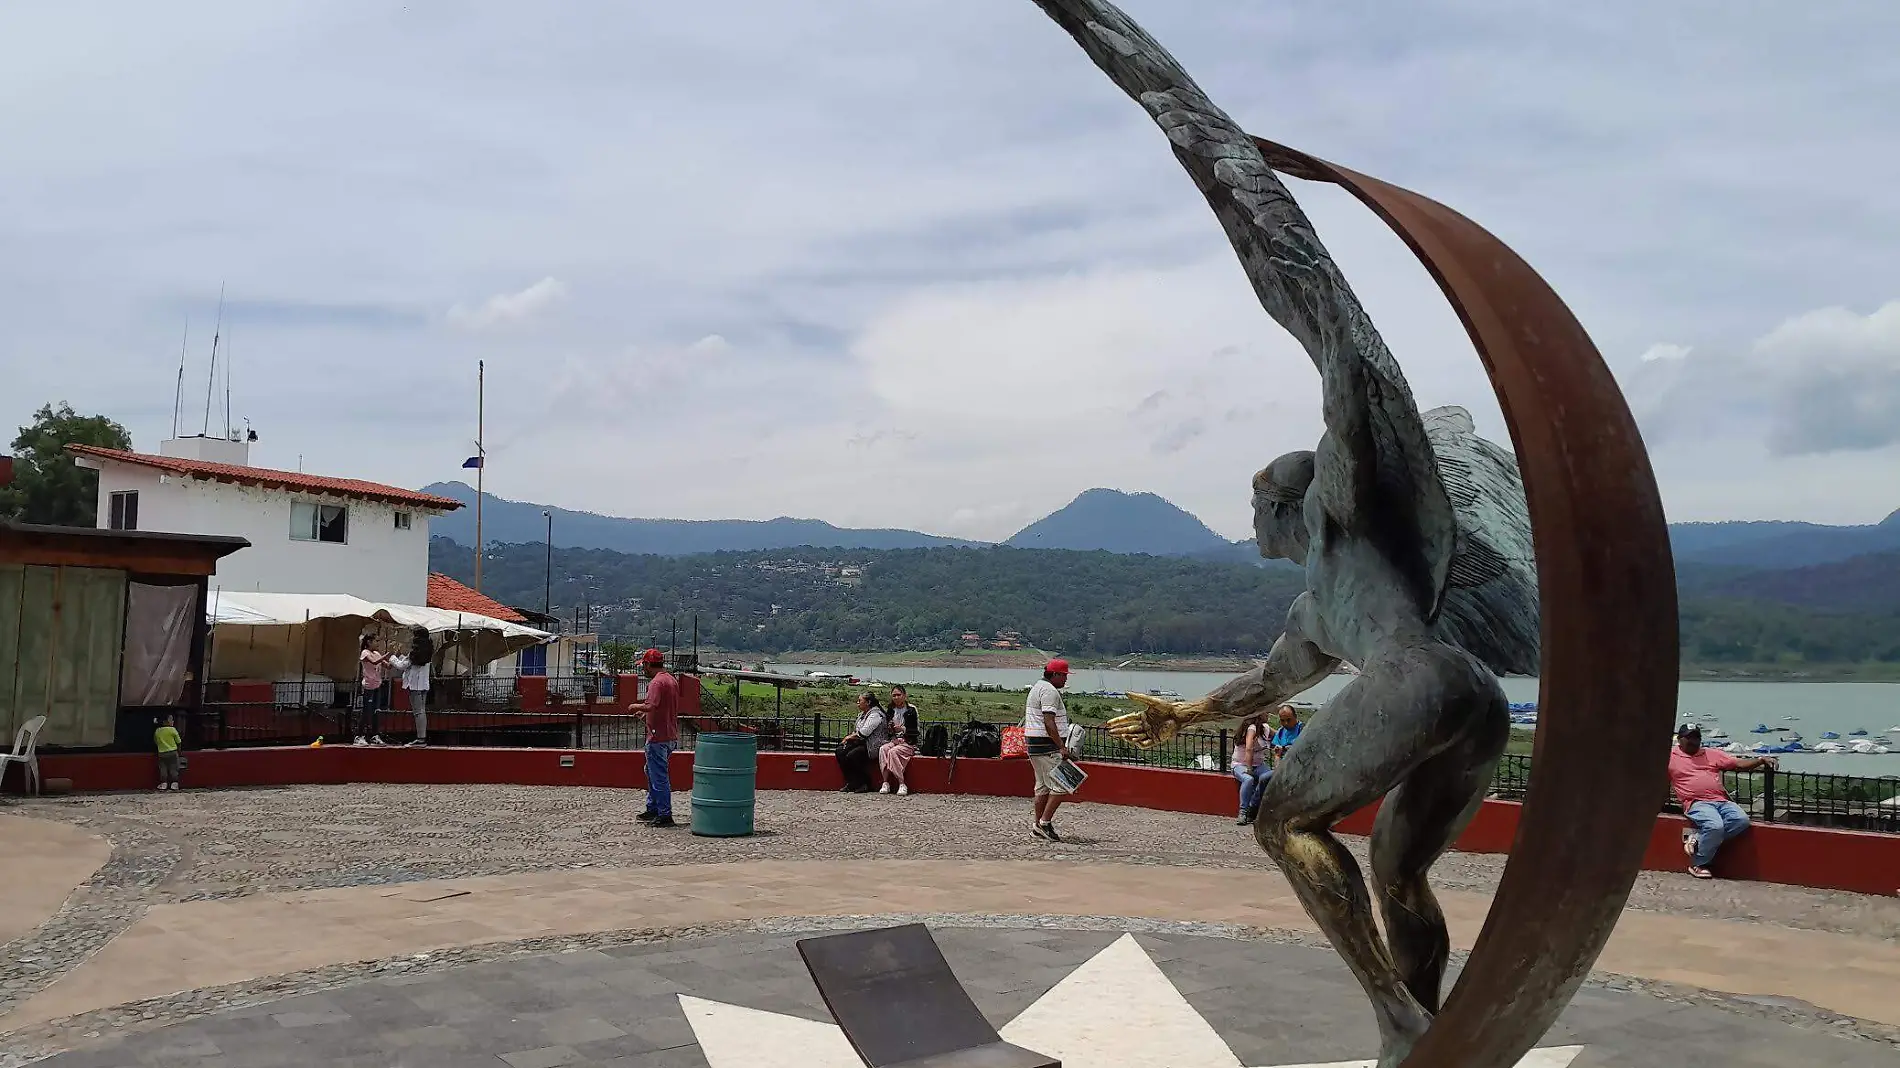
[{"x1": 4, "y1": 783, "x2": 1899, "y2": 1066}]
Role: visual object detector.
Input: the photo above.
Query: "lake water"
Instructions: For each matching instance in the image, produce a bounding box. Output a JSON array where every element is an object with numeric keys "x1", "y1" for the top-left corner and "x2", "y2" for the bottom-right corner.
[{"x1": 772, "y1": 663, "x2": 1900, "y2": 775}]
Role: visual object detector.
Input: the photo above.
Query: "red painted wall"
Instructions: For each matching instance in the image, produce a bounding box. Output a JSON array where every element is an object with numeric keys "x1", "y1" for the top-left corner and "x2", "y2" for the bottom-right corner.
[{"x1": 30, "y1": 748, "x2": 1897, "y2": 897}]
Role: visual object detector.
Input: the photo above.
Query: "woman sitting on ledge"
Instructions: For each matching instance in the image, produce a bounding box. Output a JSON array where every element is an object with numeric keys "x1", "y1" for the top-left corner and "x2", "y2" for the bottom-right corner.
[
  {"x1": 836, "y1": 692, "x2": 888, "y2": 794},
  {"x1": 879, "y1": 685, "x2": 921, "y2": 796}
]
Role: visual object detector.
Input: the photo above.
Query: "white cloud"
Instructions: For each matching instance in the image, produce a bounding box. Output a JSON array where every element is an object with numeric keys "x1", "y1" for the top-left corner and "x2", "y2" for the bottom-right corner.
[
  {"x1": 446, "y1": 277, "x2": 568, "y2": 331},
  {"x1": 2, "y1": 1, "x2": 1895, "y2": 533}
]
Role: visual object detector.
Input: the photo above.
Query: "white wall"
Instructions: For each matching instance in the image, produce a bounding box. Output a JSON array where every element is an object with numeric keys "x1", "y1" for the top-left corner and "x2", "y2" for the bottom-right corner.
[{"x1": 91, "y1": 464, "x2": 441, "y2": 604}]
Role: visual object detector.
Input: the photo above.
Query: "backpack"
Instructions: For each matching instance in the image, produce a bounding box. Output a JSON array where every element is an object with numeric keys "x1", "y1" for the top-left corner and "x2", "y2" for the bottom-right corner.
[
  {"x1": 952, "y1": 720, "x2": 1001, "y2": 759},
  {"x1": 919, "y1": 722, "x2": 950, "y2": 757}
]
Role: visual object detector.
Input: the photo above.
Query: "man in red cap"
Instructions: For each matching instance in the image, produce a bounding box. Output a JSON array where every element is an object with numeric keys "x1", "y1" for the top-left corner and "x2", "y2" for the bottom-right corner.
[
  {"x1": 1024, "y1": 658, "x2": 1077, "y2": 840},
  {"x1": 629, "y1": 648, "x2": 680, "y2": 827}
]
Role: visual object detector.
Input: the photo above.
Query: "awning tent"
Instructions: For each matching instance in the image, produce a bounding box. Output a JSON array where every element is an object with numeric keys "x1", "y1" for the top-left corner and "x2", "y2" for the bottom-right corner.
[{"x1": 206, "y1": 591, "x2": 551, "y2": 682}]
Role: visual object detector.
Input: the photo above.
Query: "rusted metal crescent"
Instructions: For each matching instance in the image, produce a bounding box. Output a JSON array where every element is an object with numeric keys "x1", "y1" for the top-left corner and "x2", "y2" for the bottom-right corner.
[{"x1": 1249, "y1": 136, "x2": 1681, "y2": 1068}]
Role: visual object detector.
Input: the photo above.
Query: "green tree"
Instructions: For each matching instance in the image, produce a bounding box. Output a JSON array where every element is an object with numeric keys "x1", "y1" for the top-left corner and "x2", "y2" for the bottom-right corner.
[{"x1": 0, "y1": 403, "x2": 133, "y2": 526}]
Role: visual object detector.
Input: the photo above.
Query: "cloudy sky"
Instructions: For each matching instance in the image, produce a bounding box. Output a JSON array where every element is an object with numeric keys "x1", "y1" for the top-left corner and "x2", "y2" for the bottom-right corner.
[{"x1": 4, "y1": 1, "x2": 1895, "y2": 542}]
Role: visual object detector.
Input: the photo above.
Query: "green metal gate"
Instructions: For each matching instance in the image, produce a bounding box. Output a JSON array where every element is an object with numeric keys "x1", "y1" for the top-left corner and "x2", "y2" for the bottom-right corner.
[{"x1": 0, "y1": 564, "x2": 126, "y2": 747}]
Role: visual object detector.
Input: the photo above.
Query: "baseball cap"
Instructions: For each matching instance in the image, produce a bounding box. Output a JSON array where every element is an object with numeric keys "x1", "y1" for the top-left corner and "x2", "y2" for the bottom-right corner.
[
  {"x1": 1045, "y1": 658, "x2": 1070, "y2": 675},
  {"x1": 1676, "y1": 723, "x2": 1701, "y2": 736},
  {"x1": 641, "y1": 648, "x2": 665, "y2": 666}
]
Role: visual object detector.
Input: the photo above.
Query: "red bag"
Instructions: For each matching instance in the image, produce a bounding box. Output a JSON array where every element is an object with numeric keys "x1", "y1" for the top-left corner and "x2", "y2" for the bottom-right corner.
[{"x1": 1000, "y1": 725, "x2": 1028, "y2": 759}]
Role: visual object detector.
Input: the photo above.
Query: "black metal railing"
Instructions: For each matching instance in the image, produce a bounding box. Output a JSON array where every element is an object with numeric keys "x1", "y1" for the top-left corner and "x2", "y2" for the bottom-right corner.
[
  {"x1": 1486, "y1": 752, "x2": 1899, "y2": 834},
  {"x1": 171, "y1": 703, "x2": 1900, "y2": 836}
]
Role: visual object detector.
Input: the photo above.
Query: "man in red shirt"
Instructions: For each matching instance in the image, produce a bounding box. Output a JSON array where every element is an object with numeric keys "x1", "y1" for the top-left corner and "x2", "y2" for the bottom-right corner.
[
  {"x1": 631, "y1": 648, "x2": 680, "y2": 828},
  {"x1": 1668, "y1": 724, "x2": 1776, "y2": 879}
]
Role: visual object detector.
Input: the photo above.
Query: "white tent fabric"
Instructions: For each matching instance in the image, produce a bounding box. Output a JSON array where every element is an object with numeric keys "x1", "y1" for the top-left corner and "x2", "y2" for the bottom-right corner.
[
  {"x1": 205, "y1": 591, "x2": 551, "y2": 682},
  {"x1": 207, "y1": 591, "x2": 550, "y2": 642}
]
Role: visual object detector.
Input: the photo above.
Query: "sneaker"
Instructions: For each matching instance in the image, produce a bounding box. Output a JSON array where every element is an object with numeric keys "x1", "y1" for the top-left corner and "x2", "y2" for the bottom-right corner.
[
  {"x1": 1031, "y1": 823, "x2": 1052, "y2": 840},
  {"x1": 352, "y1": 736, "x2": 368, "y2": 747},
  {"x1": 649, "y1": 815, "x2": 678, "y2": 828},
  {"x1": 1040, "y1": 822, "x2": 1062, "y2": 843},
  {"x1": 897, "y1": 784, "x2": 909, "y2": 796},
  {"x1": 1236, "y1": 813, "x2": 1251, "y2": 825},
  {"x1": 370, "y1": 736, "x2": 386, "y2": 747},
  {"x1": 1681, "y1": 830, "x2": 1698, "y2": 858},
  {"x1": 155, "y1": 784, "x2": 166, "y2": 791},
  {"x1": 1688, "y1": 865, "x2": 1713, "y2": 880},
  {"x1": 636, "y1": 809, "x2": 658, "y2": 822},
  {"x1": 172, "y1": 783, "x2": 182, "y2": 791},
  {"x1": 879, "y1": 782, "x2": 891, "y2": 794},
  {"x1": 405, "y1": 739, "x2": 427, "y2": 748}
]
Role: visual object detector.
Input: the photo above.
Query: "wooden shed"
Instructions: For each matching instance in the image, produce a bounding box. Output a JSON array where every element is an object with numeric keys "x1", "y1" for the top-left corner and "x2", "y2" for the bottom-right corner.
[{"x1": 1, "y1": 520, "x2": 248, "y2": 750}]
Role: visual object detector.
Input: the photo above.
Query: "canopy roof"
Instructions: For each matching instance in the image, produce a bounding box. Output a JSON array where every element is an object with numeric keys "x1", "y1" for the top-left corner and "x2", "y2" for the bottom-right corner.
[{"x1": 208, "y1": 591, "x2": 550, "y2": 640}]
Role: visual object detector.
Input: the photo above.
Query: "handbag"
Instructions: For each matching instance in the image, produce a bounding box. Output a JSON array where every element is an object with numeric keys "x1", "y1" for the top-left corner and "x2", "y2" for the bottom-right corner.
[{"x1": 1000, "y1": 724, "x2": 1028, "y2": 759}]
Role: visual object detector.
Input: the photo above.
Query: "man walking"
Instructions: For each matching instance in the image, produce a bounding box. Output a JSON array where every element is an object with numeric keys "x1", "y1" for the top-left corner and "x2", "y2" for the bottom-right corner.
[
  {"x1": 1025, "y1": 658, "x2": 1076, "y2": 841},
  {"x1": 631, "y1": 648, "x2": 680, "y2": 828},
  {"x1": 1669, "y1": 724, "x2": 1776, "y2": 878}
]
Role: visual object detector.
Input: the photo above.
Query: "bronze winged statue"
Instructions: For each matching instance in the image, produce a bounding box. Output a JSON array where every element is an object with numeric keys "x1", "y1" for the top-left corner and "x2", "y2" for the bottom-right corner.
[{"x1": 1029, "y1": 3, "x2": 1541, "y2": 1065}]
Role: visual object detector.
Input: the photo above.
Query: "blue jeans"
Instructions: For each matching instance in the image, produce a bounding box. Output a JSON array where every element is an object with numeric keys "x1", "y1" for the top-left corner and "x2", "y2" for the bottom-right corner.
[
  {"x1": 1232, "y1": 764, "x2": 1270, "y2": 814},
  {"x1": 1686, "y1": 800, "x2": 1750, "y2": 868},
  {"x1": 645, "y1": 741, "x2": 677, "y2": 817}
]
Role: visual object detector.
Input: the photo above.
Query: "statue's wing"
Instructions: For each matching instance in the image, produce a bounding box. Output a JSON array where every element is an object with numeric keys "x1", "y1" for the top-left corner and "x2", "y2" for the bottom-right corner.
[
  {"x1": 1424, "y1": 407, "x2": 1542, "y2": 676},
  {"x1": 1030, "y1": 0, "x2": 1457, "y2": 614}
]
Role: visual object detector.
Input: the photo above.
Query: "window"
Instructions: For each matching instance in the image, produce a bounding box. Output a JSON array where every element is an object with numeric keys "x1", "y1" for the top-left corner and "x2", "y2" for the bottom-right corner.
[
  {"x1": 290, "y1": 502, "x2": 348, "y2": 543},
  {"x1": 107, "y1": 491, "x2": 139, "y2": 531},
  {"x1": 393, "y1": 511, "x2": 412, "y2": 531}
]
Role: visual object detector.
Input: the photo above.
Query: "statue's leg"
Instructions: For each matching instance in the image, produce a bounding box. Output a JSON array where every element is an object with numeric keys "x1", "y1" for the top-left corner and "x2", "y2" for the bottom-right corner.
[
  {"x1": 1369, "y1": 689, "x2": 1508, "y2": 1014},
  {"x1": 1252, "y1": 664, "x2": 1446, "y2": 1061}
]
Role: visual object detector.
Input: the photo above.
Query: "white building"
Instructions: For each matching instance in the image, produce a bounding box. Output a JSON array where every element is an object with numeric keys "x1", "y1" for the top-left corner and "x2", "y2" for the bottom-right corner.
[{"x1": 70, "y1": 435, "x2": 461, "y2": 604}]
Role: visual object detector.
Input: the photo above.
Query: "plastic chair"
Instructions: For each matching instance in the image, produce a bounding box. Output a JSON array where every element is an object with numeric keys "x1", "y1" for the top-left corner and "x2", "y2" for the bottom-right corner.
[{"x1": 2, "y1": 716, "x2": 47, "y2": 796}]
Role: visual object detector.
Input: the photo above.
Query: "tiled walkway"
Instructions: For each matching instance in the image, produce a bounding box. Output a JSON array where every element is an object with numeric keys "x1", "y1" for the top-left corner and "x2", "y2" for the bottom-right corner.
[
  {"x1": 9, "y1": 857, "x2": 1900, "y2": 1032},
  {"x1": 23, "y1": 927, "x2": 1900, "y2": 1068}
]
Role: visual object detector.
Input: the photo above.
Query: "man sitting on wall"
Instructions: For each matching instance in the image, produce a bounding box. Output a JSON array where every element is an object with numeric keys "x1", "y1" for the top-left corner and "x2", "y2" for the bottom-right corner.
[{"x1": 1669, "y1": 724, "x2": 1777, "y2": 879}]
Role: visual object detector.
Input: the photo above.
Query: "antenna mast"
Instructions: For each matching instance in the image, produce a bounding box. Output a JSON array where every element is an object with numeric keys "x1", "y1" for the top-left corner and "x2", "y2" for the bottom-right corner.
[
  {"x1": 200, "y1": 283, "x2": 225, "y2": 436},
  {"x1": 172, "y1": 319, "x2": 189, "y2": 439},
  {"x1": 223, "y1": 335, "x2": 234, "y2": 439}
]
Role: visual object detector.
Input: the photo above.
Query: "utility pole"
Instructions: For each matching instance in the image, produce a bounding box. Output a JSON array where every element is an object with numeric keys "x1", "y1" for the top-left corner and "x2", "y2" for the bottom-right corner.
[
  {"x1": 474, "y1": 360, "x2": 485, "y2": 591},
  {"x1": 543, "y1": 510, "x2": 553, "y2": 618}
]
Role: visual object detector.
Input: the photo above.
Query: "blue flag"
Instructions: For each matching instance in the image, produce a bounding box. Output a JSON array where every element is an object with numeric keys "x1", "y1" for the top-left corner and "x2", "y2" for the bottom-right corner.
[{"x1": 462, "y1": 455, "x2": 483, "y2": 469}]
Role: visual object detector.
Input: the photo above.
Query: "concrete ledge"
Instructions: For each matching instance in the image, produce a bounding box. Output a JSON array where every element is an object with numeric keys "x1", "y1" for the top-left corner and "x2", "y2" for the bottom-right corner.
[{"x1": 34, "y1": 746, "x2": 1900, "y2": 897}]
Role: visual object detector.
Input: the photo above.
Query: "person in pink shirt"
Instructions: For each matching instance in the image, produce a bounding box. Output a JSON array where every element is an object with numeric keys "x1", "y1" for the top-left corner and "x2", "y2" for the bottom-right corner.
[{"x1": 1668, "y1": 724, "x2": 1777, "y2": 879}]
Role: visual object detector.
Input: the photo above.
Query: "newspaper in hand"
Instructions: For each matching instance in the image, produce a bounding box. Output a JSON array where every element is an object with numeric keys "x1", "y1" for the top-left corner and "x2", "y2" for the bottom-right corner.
[{"x1": 1050, "y1": 757, "x2": 1088, "y2": 794}]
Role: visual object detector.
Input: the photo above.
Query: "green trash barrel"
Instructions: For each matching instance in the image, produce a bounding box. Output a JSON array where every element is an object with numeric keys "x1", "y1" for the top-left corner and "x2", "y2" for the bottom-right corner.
[{"x1": 691, "y1": 732, "x2": 758, "y2": 838}]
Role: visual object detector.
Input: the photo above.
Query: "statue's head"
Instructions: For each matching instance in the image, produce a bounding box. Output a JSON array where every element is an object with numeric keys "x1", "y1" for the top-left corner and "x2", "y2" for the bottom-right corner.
[{"x1": 1252, "y1": 450, "x2": 1315, "y2": 563}]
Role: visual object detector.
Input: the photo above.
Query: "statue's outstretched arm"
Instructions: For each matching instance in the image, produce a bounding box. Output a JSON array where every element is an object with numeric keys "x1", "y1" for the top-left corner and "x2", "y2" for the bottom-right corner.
[
  {"x1": 1109, "y1": 594, "x2": 1340, "y2": 748},
  {"x1": 1031, "y1": 0, "x2": 1458, "y2": 604}
]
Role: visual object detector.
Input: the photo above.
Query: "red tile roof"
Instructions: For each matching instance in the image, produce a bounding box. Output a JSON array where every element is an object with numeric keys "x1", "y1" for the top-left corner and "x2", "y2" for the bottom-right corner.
[
  {"x1": 67, "y1": 445, "x2": 462, "y2": 511},
  {"x1": 426, "y1": 573, "x2": 527, "y2": 623}
]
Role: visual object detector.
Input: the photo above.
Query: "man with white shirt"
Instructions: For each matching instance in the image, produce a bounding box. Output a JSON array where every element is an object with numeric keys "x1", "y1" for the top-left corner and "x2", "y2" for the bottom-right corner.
[{"x1": 1024, "y1": 658, "x2": 1076, "y2": 841}]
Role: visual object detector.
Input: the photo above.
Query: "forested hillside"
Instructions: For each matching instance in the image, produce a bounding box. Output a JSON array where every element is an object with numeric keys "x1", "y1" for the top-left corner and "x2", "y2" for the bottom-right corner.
[{"x1": 434, "y1": 539, "x2": 1900, "y2": 665}]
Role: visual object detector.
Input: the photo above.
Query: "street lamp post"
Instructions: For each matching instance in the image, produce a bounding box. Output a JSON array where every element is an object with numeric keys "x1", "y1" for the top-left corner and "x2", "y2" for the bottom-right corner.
[{"x1": 542, "y1": 511, "x2": 553, "y2": 619}]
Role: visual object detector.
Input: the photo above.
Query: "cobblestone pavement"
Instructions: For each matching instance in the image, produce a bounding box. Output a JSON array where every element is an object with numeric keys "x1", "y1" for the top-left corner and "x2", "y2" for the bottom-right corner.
[
  {"x1": 13, "y1": 784, "x2": 1898, "y2": 934},
  {"x1": 3, "y1": 784, "x2": 1898, "y2": 1064},
  {"x1": 17, "y1": 927, "x2": 1900, "y2": 1068}
]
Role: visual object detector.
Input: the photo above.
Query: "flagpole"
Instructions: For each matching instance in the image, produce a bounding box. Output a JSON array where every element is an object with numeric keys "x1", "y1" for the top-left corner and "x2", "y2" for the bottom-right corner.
[{"x1": 474, "y1": 359, "x2": 485, "y2": 593}]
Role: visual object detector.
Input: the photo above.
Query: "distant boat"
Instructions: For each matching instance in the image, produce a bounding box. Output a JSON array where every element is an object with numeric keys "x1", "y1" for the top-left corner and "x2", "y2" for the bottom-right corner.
[
  {"x1": 1849, "y1": 729, "x2": 1870, "y2": 737},
  {"x1": 1849, "y1": 739, "x2": 1893, "y2": 755},
  {"x1": 1821, "y1": 731, "x2": 1842, "y2": 740},
  {"x1": 1750, "y1": 724, "x2": 1774, "y2": 734},
  {"x1": 1782, "y1": 715, "x2": 1799, "y2": 722}
]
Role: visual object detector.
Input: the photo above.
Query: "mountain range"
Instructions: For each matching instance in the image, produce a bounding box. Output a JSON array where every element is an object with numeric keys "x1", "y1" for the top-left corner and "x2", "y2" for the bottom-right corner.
[{"x1": 425, "y1": 480, "x2": 1899, "y2": 571}]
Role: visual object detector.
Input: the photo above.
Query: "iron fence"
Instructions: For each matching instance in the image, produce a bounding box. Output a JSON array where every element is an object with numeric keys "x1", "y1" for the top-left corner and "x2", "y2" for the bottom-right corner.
[
  {"x1": 1486, "y1": 752, "x2": 1899, "y2": 834},
  {"x1": 170, "y1": 702, "x2": 1900, "y2": 836}
]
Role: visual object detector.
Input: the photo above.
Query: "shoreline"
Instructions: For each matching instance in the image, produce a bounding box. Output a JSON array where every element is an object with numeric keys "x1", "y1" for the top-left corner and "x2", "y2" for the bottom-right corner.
[{"x1": 762, "y1": 651, "x2": 1900, "y2": 683}]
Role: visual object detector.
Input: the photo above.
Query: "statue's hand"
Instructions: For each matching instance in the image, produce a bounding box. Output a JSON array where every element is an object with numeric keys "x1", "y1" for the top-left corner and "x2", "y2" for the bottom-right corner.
[{"x1": 1107, "y1": 693, "x2": 1213, "y2": 750}]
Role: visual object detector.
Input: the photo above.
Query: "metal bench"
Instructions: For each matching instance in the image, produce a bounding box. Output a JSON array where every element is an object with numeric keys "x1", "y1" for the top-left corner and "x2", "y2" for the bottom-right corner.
[{"x1": 797, "y1": 924, "x2": 1058, "y2": 1068}]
